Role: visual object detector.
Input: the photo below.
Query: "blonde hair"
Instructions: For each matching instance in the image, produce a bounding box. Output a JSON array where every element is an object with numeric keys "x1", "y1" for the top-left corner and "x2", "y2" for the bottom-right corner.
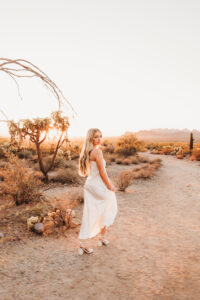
[{"x1": 79, "y1": 128, "x2": 102, "y2": 177}]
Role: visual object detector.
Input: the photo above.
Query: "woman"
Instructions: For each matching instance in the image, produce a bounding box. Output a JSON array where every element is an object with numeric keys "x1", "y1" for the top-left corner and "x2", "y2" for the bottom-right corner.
[{"x1": 78, "y1": 128, "x2": 118, "y2": 255}]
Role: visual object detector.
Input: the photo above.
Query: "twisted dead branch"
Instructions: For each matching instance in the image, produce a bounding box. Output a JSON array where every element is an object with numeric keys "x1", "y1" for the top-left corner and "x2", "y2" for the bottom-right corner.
[{"x1": 0, "y1": 58, "x2": 76, "y2": 117}]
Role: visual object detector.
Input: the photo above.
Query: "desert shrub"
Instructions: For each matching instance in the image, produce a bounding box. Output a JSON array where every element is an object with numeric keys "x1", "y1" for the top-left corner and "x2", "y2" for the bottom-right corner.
[
  {"x1": 149, "y1": 158, "x2": 162, "y2": 164},
  {"x1": 16, "y1": 149, "x2": 33, "y2": 159},
  {"x1": 109, "y1": 156, "x2": 116, "y2": 162},
  {"x1": 28, "y1": 147, "x2": 37, "y2": 155},
  {"x1": 122, "y1": 158, "x2": 132, "y2": 165},
  {"x1": 191, "y1": 150, "x2": 200, "y2": 161},
  {"x1": 132, "y1": 159, "x2": 162, "y2": 180},
  {"x1": 138, "y1": 156, "x2": 149, "y2": 163},
  {"x1": 134, "y1": 168, "x2": 152, "y2": 179},
  {"x1": 104, "y1": 143, "x2": 115, "y2": 154},
  {"x1": 0, "y1": 160, "x2": 8, "y2": 169},
  {"x1": 0, "y1": 154, "x2": 42, "y2": 205},
  {"x1": 130, "y1": 156, "x2": 139, "y2": 164},
  {"x1": 49, "y1": 168, "x2": 82, "y2": 185},
  {"x1": 116, "y1": 170, "x2": 133, "y2": 191},
  {"x1": 116, "y1": 158, "x2": 123, "y2": 164},
  {"x1": 104, "y1": 153, "x2": 116, "y2": 165},
  {"x1": 151, "y1": 149, "x2": 161, "y2": 154},
  {"x1": 161, "y1": 147, "x2": 173, "y2": 155},
  {"x1": 116, "y1": 147, "x2": 137, "y2": 157},
  {"x1": 115, "y1": 132, "x2": 145, "y2": 157},
  {"x1": 43, "y1": 155, "x2": 66, "y2": 170},
  {"x1": 176, "y1": 154, "x2": 184, "y2": 159}
]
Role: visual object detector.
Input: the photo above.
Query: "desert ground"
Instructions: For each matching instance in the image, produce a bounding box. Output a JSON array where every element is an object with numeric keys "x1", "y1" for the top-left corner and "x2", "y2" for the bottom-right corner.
[{"x1": 1, "y1": 152, "x2": 200, "y2": 300}]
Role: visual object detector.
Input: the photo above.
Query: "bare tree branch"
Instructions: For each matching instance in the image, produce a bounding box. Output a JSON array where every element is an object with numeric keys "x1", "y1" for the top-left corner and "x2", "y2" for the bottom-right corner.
[
  {"x1": 3, "y1": 69, "x2": 23, "y2": 100},
  {"x1": 0, "y1": 109, "x2": 9, "y2": 120},
  {"x1": 0, "y1": 58, "x2": 77, "y2": 117}
]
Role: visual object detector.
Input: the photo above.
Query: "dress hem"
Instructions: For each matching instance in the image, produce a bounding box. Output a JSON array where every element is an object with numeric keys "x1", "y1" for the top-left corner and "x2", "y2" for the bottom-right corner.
[{"x1": 78, "y1": 221, "x2": 114, "y2": 240}]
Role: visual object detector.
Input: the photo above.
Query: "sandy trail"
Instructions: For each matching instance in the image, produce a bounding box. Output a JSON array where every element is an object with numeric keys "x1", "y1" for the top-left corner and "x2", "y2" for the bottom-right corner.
[{"x1": 1, "y1": 153, "x2": 200, "y2": 300}]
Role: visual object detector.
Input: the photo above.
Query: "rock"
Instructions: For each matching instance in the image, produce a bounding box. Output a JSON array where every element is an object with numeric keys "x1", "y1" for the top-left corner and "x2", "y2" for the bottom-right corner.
[
  {"x1": 34, "y1": 223, "x2": 44, "y2": 234},
  {"x1": 27, "y1": 216, "x2": 39, "y2": 231},
  {"x1": 0, "y1": 232, "x2": 4, "y2": 238}
]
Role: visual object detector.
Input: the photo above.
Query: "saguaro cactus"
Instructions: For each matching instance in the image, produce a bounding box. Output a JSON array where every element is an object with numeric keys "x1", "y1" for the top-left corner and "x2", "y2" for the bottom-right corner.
[{"x1": 189, "y1": 132, "x2": 194, "y2": 154}]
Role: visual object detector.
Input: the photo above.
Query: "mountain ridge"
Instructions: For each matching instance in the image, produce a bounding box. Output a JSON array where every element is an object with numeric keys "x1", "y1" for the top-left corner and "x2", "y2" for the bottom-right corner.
[{"x1": 134, "y1": 128, "x2": 200, "y2": 142}]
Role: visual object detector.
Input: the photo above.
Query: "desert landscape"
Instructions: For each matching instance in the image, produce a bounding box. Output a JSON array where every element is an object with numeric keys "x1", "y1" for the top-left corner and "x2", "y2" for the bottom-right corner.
[
  {"x1": 1, "y1": 131, "x2": 200, "y2": 300},
  {"x1": 1, "y1": 1, "x2": 200, "y2": 299}
]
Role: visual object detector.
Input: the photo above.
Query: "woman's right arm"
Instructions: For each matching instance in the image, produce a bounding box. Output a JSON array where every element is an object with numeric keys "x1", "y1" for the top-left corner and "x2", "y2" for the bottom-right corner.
[{"x1": 93, "y1": 149, "x2": 115, "y2": 191}]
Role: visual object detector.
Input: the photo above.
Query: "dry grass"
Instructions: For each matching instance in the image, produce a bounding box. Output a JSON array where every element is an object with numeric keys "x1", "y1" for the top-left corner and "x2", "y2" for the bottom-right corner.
[
  {"x1": 16, "y1": 149, "x2": 33, "y2": 159},
  {"x1": 115, "y1": 155, "x2": 139, "y2": 165},
  {"x1": 115, "y1": 158, "x2": 162, "y2": 192},
  {"x1": 49, "y1": 168, "x2": 83, "y2": 185},
  {"x1": 115, "y1": 170, "x2": 133, "y2": 191},
  {"x1": 130, "y1": 156, "x2": 140, "y2": 164},
  {"x1": 0, "y1": 154, "x2": 43, "y2": 205},
  {"x1": 122, "y1": 158, "x2": 132, "y2": 165},
  {"x1": 132, "y1": 159, "x2": 161, "y2": 180},
  {"x1": 43, "y1": 155, "x2": 67, "y2": 170},
  {"x1": 138, "y1": 156, "x2": 150, "y2": 163}
]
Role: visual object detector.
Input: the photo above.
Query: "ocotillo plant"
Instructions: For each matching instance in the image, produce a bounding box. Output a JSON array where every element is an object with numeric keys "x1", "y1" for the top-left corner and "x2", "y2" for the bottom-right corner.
[{"x1": 189, "y1": 132, "x2": 194, "y2": 154}]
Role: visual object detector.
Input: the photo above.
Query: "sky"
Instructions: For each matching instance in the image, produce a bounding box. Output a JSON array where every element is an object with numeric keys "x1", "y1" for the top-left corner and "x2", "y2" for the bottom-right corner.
[{"x1": 0, "y1": 0, "x2": 200, "y2": 139}]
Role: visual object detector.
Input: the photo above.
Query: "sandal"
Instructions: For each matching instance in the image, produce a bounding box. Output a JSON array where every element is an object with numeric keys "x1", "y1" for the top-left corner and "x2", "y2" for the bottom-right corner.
[
  {"x1": 78, "y1": 245, "x2": 94, "y2": 255},
  {"x1": 98, "y1": 237, "x2": 109, "y2": 247}
]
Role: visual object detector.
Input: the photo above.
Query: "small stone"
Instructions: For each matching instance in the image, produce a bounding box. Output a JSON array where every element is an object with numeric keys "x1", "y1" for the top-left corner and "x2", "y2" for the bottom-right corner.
[
  {"x1": 34, "y1": 223, "x2": 44, "y2": 234},
  {"x1": 0, "y1": 232, "x2": 4, "y2": 238}
]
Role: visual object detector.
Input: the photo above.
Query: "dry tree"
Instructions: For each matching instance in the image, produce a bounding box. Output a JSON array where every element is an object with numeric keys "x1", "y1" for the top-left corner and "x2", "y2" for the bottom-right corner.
[
  {"x1": 0, "y1": 58, "x2": 76, "y2": 115},
  {"x1": 0, "y1": 58, "x2": 77, "y2": 182},
  {"x1": 8, "y1": 111, "x2": 70, "y2": 182}
]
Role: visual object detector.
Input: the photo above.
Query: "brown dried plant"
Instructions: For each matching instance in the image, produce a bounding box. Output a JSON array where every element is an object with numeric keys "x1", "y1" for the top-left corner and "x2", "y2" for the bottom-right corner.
[
  {"x1": 115, "y1": 170, "x2": 133, "y2": 192},
  {"x1": 0, "y1": 153, "x2": 42, "y2": 205},
  {"x1": 116, "y1": 158, "x2": 162, "y2": 191}
]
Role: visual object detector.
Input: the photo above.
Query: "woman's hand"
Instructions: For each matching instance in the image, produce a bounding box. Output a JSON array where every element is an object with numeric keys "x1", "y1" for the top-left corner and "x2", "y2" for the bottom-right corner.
[{"x1": 107, "y1": 180, "x2": 118, "y2": 192}]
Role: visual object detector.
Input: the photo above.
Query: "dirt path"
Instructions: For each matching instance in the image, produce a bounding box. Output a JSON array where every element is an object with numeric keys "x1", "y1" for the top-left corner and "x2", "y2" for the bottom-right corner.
[{"x1": 1, "y1": 153, "x2": 200, "y2": 300}]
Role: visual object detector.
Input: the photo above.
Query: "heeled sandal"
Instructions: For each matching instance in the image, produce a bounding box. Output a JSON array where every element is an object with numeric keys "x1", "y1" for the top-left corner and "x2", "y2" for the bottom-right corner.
[
  {"x1": 78, "y1": 245, "x2": 94, "y2": 255},
  {"x1": 98, "y1": 237, "x2": 109, "y2": 247}
]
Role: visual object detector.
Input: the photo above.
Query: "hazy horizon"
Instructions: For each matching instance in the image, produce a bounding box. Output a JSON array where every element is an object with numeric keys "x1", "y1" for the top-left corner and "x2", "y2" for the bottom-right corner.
[{"x1": 0, "y1": 127, "x2": 199, "y2": 140}]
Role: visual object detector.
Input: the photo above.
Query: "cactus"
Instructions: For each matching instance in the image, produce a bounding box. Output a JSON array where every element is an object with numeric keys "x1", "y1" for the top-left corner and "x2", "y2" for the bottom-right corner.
[{"x1": 189, "y1": 132, "x2": 194, "y2": 154}]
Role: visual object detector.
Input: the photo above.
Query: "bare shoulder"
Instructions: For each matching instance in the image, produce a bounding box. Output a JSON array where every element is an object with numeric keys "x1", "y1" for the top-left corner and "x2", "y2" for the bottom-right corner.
[
  {"x1": 90, "y1": 148, "x2": 103, "y2": 160},
  {"x1": 93, "y1": 148, "x2": 102, "y2": 154}
]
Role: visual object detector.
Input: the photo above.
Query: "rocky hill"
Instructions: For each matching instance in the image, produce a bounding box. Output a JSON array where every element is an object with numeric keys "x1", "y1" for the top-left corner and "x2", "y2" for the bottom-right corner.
[{"x1": 134, "y1": 128, "x2": 200, "y2": 142}]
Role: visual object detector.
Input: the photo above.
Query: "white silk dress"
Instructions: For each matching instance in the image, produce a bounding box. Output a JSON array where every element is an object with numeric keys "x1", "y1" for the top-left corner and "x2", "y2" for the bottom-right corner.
[{"x1": 78, "y1": 159, "x2": 118, "y2": 239}]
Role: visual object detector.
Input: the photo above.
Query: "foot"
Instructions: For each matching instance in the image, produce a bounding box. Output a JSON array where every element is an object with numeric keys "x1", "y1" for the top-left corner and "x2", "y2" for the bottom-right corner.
[
  {"x1": 78, "y1": 245, "x2": 94, "y2": 255},
  {"x1": 98, "y1": 236, "x2": 109, "y2": 247}
]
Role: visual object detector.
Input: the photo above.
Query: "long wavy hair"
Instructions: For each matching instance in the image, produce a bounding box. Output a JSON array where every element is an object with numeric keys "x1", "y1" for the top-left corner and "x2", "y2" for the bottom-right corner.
[{"x1": 79, "y1": 128, "x2": 102, "y2": 177}]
